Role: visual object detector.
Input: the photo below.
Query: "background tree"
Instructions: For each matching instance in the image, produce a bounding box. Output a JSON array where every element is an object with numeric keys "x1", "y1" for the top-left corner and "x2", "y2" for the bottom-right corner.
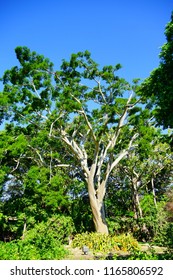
[
  {"x1": 104, "y1": 110, "x2": 173, "y2": 241},
  {"x1": 140, "y1": 12, "x2": 173, "y2": 129},
  {"x1": 0, "y1": 125, "x2": 74, "y2": 240}
]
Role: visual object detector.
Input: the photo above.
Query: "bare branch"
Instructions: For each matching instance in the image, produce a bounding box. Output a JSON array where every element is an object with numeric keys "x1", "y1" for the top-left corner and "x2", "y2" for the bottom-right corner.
[
  {"x1": 54, "y1": 164, "x2": 71, "y2": 168},
  {"x1": 94, "y1": 77, "x2": 107, "y2": 103},
  {"x1": 95, "y1": 143, "x2": 106, "y2": 185},
  {"x1": 35, "y1": 110, "x2": 48, "y2": 120},
  {"x1": 80, "y1": 110, "x2": 97, "y2": 142},
  {"x1": 98, "y1": 92, "x2": 135, "y2": 167},
  {"x1": 49, "y1": 150, "x2": 53, "y2": 183},
  {"x1": 54, "y1": 72, "x2": 65, "y2": 87},
  {"x1": 60, "y1": 128, "x2": 89, "y2": 177},
  {"x1": 12, "y1": 157, "x2": 21, "y2": 172},
  {"x1": 28, "y1": 145, "x2": 45, "y2": 166},
  {"x1": 69, "y1": 92, "x2": 97, "y2": 143},
  {"x1": 31, "y1": 81, "x2": 41, "y2": 99},
  {"x1": 104, "y1": 132, "x2": 139, "y2": 179},
  {"x1": 110, "y1": 91, "x2": 134, "y2": 148},
  {"x1": 110, "y1": 150, "x2": 129, "y2": 173},
  {"x1": 49, "y1": 114, "x2": 64, "y2": 138}
]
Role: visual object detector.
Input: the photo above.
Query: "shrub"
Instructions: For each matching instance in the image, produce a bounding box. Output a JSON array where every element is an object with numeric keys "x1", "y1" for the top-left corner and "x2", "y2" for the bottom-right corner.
[
  {"x1": 0, "y1": 241, "x2": 20, "y2": 260},
  {"x1": 114, "y1": 247, "x2": 173, "y2": 260},
  {"x1": 24, "y1": 214, "x2": 75, "y2": 244},
  {"x1": 0, "y1": 238, "x2": 68, "y2": 260},
  {"x1": 72, "y1": 232, "x2": 139, "y2": 254},
  {"x1": 0, "y1": 214, "x2": 75, "y2": 260}
]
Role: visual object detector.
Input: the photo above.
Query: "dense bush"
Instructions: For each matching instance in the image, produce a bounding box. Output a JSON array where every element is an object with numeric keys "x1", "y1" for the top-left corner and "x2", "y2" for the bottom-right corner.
[
  {"x1": 153, "y1": 222, "x2": 173, "y2": 248},
  {"x1": 24, "y1": 214, "x2": 75, "y2": 244},
  {"x1": 114, "y1": 247, "x2": 173, "y2": 260},
  {"x1": 72, "y1": 232, "x2": 139, "y2": 254},
  {"x1": 0, "y1": 236, "x2": 68, "y2": 260},
  {"x1": 0, "y1": 214, "x2": 75, "y2": 260},
  {"x1": 106, "y1": 195, "x2": 173, "y2": 245}
]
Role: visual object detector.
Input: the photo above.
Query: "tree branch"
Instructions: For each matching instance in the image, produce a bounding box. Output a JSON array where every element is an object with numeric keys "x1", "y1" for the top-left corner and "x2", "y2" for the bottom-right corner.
[
  {"x1": 60, "y1": 129, "x2": 90, "y2": 177},
  {"x1": 69, "y1": 92, "x2": 97, "y2": 143},
  {"x1": 94, "y1": 77, "x2": 107, "y2": 103},
  {"x1": 31, "y1": 81, "x2": 41, "y2": 99},
  {"x1": 110, "y1": 91, "x2": 134, "y2": 148},
  {"x1": 27, "y1": 145, "x2": 45, "y2": 166},
  {"x1": 12, "y1": 156, "x2": 22, "y2": 172}
]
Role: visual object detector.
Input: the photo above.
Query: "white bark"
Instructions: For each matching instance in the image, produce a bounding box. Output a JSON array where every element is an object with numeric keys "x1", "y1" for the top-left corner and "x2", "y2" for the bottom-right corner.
[
  {"x1": 132, "y1": 178, "x2": 143, "y2": 219},
  {"x1": 151, "y1": 177, "x2": 157, "y2": 208},
  {"x1": 48, "y1": 92, "x2": 139, "y2": 234}
]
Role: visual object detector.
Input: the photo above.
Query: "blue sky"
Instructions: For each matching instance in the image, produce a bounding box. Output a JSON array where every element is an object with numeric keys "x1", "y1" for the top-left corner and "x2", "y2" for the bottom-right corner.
[{"x1": 0, "y1": 0, "x2": 172, "y2": 84}]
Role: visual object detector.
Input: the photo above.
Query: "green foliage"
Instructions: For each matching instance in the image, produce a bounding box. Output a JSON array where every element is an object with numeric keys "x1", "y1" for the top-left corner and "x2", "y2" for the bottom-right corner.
[
  {"x1": 70, "y1": 181, "x2": 95, "y2": 233},
  {"x1": 1, "y1": 45, "x2": 173, "y2": 242},
  {"x1": 105, "y1": 191, "x2": 173, "y2": 245},
  {"x1": 132, "y1": 198, "x2": 173, "y2": 246},
  {"x1": 0, "y1": 46, "x2": 154, "y2": 236},
  {"x1": 140, "y1": 12, "x2": 173, "y2": 128},
  {"x1": 0, "y1": 238, "x2": 67, "y2": 260},
  {"x1": 24, "y1": 214, "x2": 76, "y2": 244},
  {"x1": 153, "y1": 215, "x2": 173, "y2": 248},
  {"x1": 115, "y1": 247, "x2": 173, "y2": 260},
  {"x1": 0, "y1": 215, "x2": 74, "y2": 259},
  {"x1": 72, "y1": 232, "x2": 139, "y2": 254},
  {"x1": 24, "y1": 166, "x2": 70, "y2": 213}
]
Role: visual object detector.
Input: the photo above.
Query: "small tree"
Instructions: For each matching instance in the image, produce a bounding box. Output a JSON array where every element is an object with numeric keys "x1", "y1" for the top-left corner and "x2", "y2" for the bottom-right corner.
[{"x1": 118, "y1": 120, "x2": 172, "y2": 204}]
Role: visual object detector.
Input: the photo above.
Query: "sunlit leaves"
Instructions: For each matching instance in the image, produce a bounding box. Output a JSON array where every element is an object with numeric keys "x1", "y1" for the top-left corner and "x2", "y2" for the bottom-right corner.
[
  {"x1": 2, "y1": 46, "x2": 171, "y2": 236},
  {"x1": 140, "y1": 13, "x2": 173, "y2": 128},
  {"x1": 1, "y1": 46, "x2": 54, "y2": 125}
]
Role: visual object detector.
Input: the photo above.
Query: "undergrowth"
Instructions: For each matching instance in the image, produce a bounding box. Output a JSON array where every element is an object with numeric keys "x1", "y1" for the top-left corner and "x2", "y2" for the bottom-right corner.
[{"x1": 72, "y1": 232, "x2": 139, "y2": 254}]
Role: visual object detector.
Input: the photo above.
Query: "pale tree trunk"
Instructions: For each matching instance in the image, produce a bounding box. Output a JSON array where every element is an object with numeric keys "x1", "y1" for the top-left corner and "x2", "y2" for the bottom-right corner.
[
  {"x1": 90, "y1": 199, "x2": 108, "y2": 234},
  {"x1": 132, "y1": 179, "x2": 143, "y2": 219},
  {"x1": 151, "y1": 177, "x2": 157, "y2": 208},
  {"x1": 87, "y1": 178, "x2": 109, "y2": 234},
  {"x1": 21, "y1": 218, "x2": 27, "y2": 240},
  {"x1": 132, "y1": 179, "x2": 150, "y2": 241}
]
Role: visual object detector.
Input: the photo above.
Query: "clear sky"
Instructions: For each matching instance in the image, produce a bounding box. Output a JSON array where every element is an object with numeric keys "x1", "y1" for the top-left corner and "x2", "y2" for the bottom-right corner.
[{"x1": 0, "y1": 0, "x2": 172, "y2": 84}]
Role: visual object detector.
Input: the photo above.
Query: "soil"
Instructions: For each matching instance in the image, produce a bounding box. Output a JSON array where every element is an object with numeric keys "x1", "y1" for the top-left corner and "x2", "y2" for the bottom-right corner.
[
  {"x1": 63, "y1": 244, "x2": 168, "y2": 260},
  {"x1": 64, "y1": 245, "x2": 94, "y2": 260}
]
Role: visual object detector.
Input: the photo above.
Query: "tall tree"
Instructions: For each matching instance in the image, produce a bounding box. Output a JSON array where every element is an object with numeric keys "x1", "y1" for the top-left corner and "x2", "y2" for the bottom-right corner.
[
  {"x1": 140, "y1": 12, "x2": 173, "y2": 129},
  {"x1": 1, "y1": 47, "x2": 141, "y2": 233}
]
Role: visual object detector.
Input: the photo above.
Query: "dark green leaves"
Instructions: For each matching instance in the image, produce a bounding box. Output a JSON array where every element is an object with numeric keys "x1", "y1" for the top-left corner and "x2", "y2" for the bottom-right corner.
[{"x1": 140, "y1": 12, "x2": 173, "y2": 129}]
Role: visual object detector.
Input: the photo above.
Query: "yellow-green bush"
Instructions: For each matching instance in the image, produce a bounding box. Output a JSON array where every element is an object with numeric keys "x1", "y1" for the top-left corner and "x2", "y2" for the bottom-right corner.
[{"x1": 72, "y1": 232, "x2": 139, "y2": 254}]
